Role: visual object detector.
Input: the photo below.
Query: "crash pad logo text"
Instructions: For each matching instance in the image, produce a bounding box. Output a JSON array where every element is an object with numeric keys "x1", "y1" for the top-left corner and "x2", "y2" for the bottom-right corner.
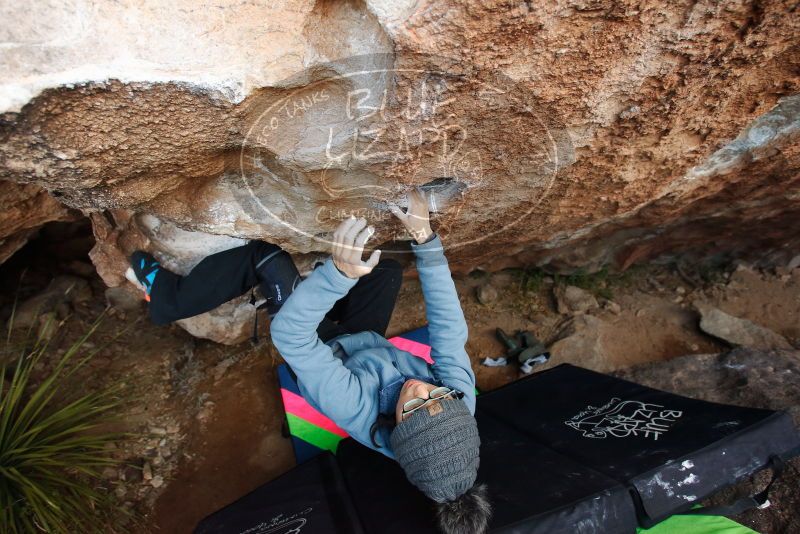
[{"x1": 565, "y1": 397, "x2": 683, "y2": 441}]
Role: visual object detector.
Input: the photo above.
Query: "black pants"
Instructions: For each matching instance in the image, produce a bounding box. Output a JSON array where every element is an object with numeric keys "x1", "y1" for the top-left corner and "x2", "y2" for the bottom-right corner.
[
  {"x1": 148, "y1": 241, "x2": 403, "y2": 343},
  {"x1": 149, "y1": 241, "x2": 279, "y2": 325}
]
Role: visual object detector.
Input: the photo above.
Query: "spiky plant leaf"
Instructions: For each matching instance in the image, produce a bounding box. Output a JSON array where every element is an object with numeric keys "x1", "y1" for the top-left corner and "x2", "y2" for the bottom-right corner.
[{"x1": 0, "y1": 315, "x2": 127, "y2": 533}]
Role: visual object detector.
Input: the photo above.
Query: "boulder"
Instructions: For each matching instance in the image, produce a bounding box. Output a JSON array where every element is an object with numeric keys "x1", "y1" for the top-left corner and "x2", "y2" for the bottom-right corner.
[
  {"x1": 695, "y1": 302, "x2": 793, "y2": 350},
  {"x1": 613, "y1": 348, "x2": 800, "y2": 417},
  {"x1": 1, "y1": 1, "x2": 799, "y2": 342}
]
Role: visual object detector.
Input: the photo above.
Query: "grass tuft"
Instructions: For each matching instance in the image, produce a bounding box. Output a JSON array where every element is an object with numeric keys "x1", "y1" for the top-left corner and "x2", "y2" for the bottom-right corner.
[{"x1": 1, "y1": 313, "x2": 127, "y2": 533}]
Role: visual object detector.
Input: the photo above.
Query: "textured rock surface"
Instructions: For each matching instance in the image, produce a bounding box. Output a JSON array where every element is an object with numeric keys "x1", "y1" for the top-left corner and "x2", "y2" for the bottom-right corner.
[
  {"x1": 1, "y1": 0, "x2": 799, "y2": 342},
  {"x1": 614, "y1": 348, "x2": 800, "y2": 534}
]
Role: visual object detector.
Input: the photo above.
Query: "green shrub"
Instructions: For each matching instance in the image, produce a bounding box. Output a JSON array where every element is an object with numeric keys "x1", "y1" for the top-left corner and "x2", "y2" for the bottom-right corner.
[{"x1": 0, "y1": 316, "x2": 125, "y2": 533}]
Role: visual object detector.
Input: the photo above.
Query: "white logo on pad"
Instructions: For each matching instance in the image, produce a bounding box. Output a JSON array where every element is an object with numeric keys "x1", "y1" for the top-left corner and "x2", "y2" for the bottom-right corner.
[{"x1": 565, "y1": 397, "x2": 683, "y2": 440}]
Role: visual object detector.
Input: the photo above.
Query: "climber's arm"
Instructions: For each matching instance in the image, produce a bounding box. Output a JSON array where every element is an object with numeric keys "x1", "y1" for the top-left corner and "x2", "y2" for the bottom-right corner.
[
  {"x1": 270, "y1": 216, "x2": 382, "y2": 427},
  {"x1": 270, "y1": 258, "x2": 374, "y2": 426},
  {"x1": 389, "y1": 188, "x2": 476, "y2": 413},
  {"x1": 412, "y1": 234, "x2": 476, "y2": 413}
]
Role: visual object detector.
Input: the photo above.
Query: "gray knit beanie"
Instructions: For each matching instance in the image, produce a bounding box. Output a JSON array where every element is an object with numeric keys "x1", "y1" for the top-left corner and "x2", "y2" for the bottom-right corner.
[{"x1": 390, "y1": 398, "x2": 480, "y2": 503}]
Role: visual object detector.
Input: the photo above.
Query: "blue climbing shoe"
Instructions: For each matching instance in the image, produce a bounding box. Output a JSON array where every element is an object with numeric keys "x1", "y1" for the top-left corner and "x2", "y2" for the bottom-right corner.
[{"x1": 130, "y1": 251, "x2": 160, "y2": 300}]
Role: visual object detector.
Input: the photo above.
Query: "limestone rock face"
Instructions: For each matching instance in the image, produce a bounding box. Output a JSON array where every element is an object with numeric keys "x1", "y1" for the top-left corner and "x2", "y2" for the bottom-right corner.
[{"x1": 1, "y1": 0, "x2": 799, "y2": 343}]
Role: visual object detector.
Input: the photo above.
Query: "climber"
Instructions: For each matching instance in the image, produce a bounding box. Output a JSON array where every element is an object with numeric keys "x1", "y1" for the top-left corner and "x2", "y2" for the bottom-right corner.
[
  {"x1": 127, "y1": 188, "x2": 490, "y2": 534},
  {"x1": 270, "y1": 188, "x2": 491, "y2": 534}
]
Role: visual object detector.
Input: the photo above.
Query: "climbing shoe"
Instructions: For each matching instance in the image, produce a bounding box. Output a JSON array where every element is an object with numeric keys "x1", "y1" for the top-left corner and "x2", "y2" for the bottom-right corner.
[
  {"x1": 130, "y1": 251, "x2": 160, "y2": 301},
  {"x1": 255, "y1": 245, "x2": 301, "y2": 317},
  {"x1": 495, "y1": 327, "x2": 524, "y2": 358}
]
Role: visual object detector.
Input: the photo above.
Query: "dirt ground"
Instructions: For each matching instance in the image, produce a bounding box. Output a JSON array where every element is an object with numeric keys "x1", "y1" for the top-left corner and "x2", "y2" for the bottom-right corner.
[{"x1": 1, "y1": 224, "x2": 798, "y2": 533}]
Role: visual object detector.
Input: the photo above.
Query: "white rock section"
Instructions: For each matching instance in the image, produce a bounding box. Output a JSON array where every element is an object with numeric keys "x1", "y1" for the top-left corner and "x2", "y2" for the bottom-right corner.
[
  {"x1": 365, "y1": 0, "x2": 423, "y2": 37},
  {"x1": 0, "y1": 0, "x2": 397, "y2": 113},
  {"x1": 686, "y1": 95, "x2": 800, "y2": 178}
]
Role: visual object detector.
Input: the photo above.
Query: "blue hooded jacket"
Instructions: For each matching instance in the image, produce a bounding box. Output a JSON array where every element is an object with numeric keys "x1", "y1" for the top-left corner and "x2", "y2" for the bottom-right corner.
[{"x1": 270, "y1": 234, "x2": 476, "y2": 458}]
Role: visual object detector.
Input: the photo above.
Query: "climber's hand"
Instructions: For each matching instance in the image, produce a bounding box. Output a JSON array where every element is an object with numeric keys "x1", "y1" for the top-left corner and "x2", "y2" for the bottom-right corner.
[
  {"x1": 388, "y1": 187, "x2": 433, "y2": 244},
  {"x1": 332, "y1": 216, "x2": 381, "y2": 279}
]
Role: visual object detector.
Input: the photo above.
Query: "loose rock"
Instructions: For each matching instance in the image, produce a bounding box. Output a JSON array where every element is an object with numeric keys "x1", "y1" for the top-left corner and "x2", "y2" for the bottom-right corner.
[
  {"x1": 476, "y1": 284, "x2": 499, "y2": 305},
  {"x1": 142, "y1": 462, "x2": 153, "y2": 482},
  {"x1": 547, "y1": 315, "x2": 612, "y2": 372},
  {"x1": 37, "y1": 312, "x2": 58, "y2": 341},
  {"x1": 555, "y1": 285, "x2": 599, "y2": 315},
  {"x1": 602, "y1": 299, "x2": 621, "y2": 315},
  {"x1": 121, "y1": 458, "x2": 144, "y2": 483},
  {"x1": 694, "y1": 302, "x2": 793, "y2": 350},
  {"x1": 101, "y1": 466, "x2": 118, "y2": 480},
  {"x1": 105, "y1": 286, "x2": 143, "y2": 312}
]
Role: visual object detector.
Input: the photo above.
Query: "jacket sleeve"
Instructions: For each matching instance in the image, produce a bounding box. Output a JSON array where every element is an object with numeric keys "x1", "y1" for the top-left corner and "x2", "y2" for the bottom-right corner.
[
  {"x1": 411, "y1": 234, "x2": 477, "y2": 413},
  {"x1": 270, "y1": 258, "x2": 376, "y2": 428}
]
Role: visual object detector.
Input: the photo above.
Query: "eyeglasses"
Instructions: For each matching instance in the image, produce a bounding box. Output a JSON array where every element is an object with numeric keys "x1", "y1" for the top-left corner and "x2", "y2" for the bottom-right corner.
[{"x1": 401, "y1": 386, "x2": 463, "y2": 420}]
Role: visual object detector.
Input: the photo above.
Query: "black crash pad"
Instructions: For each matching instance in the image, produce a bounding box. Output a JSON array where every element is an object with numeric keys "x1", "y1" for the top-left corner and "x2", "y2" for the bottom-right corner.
[
  {"x1": 477, "y1": 364, "x2": 800, "y2": 526},
  {"x1": 195, "y1": 452, "x2": 363, "y2": 534},
  {"x1": 195, "y1": 364, "x2": 800, "y2": 533}
]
